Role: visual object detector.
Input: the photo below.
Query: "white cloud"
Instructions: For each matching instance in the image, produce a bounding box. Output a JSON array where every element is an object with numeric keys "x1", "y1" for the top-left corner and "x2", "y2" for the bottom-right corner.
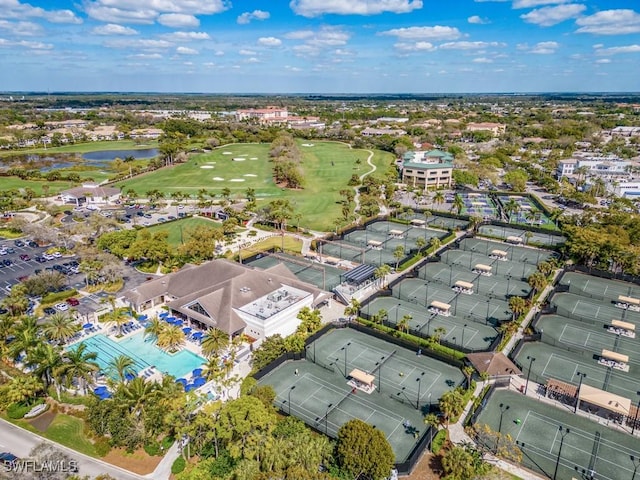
[
  {"x1": 239, "y1": 49, "x2": 257, "y2": 55},
  {"x1": 512, "y1": 0, "x2": 570, "y2": 8},
  {"x1": 0, "y1": 38, "x2": 53, "y2": 50},
  {"x1": 380, "y1": 25, "x2": 461, "y2": 40},
  {"x1": 92, "y1": 23, "x2": 138, "y2": 35},
  {"x1": 285, "y1": 65, "x2": 302, "y2": 72},
  {"x1": 334, "y1": 48, "x2": 352, "y2": 55},
  {"x1": 439, "y1": 41, "x2": 505, "y2": 49},
  {"x1": 290, "y1": 0, "x2": 423, "y2": 17},
  {"x1": 245, "y1": 57, "x2": 260, "y2": 63},
  {"x1": 576, "y1": 9, "x2": 640, "y2": 35},
  {"x1": 0, "y1": 20, "x2": 42, "y2": 36},
  {"x1": 595, "y1": 58, "x2": 610, "y2": 63},
  {"x1": 473, "y1": 57, "x2": 493, "y2": 63},
  {"x1": 287, "y1": 26, "x2": 351, "y2": 57},
  {"x1": 529, "y1": 41, "x2": 559, "y2": 54},
  {"x1": 284, "y1": 30, "x2": 315, "y2": 40},
  {"x1": 258, "y1": 36, "x2": 282, "y2": 47},
  {"x1": 521, "y1": 4, "x2": 586, "y2": 26},
  {"x1": 595, "y1": 44, "x2": 640, "y2": 55},
  {"x1": 128, "y1": 53, "x2": 162, "y2": 59},
  {"x1": 82, "y1": 5, "x2": 157, "y2": 24},
  {"x1": 158, "y1": 13, "x2": 199, "y2": 28},
  {"x1": 105, "y1": 38, "x2": 173, "y2": 49},
  {"x1": 394, "y1": 41, "x2": 435, "y2": 52},
  {"x1": 163, "y1": 31, "x2": 210, "y2": 41},
  {"x1": 176, "y1": 46, "x2": 198, "y2": 55},
  {"x1": 237, "y1": 10, "x2": 270, "y2": 24},
  {"x1": 468, "y1": 15, "x2": 490, "y2": 24},
  {"x1": 83, "y1": 0, "x2": 229, "y2": 24},
  {"x1": 0, "y1": 1, "x2": 82, "y2": 24}
]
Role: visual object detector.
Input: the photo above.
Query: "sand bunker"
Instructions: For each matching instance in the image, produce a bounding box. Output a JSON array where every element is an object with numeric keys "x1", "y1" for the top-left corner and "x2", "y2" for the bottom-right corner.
[
  {"x1": 302, "y1": 143, "x2": 314, "y2": 147},
  {"x1": 233, "y1": 158, "x2": 246, "y2": 162},
  {"x1": 229, "y1": 178, "x2": 245, "y2": 182},
  {"x1": 222, "y1": 152, "x2": 232, "y2": 155},
  {"x1": 206, "y1": 161, "x2": 216, "y2": 164},
  {"x1": 250, "y1": 157, "x2": 258, "y2": 160},
  {"x1": 243, "y1": 174, "x2": 257, "y2": 177},
  {"x1": 240, "y1": 154, "x2": 248, "y2": 157},
  {"x1": 212, "y1": 177, "x2": 225, "y2": 181},
  {"x1": 200, "y1": 165, "x2": 214, "y2": 169}
]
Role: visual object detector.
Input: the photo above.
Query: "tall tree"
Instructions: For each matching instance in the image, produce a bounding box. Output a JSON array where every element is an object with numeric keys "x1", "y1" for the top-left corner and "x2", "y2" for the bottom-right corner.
[{"x1": 336, "y1": 419, "x2": 395, "y2": 480}]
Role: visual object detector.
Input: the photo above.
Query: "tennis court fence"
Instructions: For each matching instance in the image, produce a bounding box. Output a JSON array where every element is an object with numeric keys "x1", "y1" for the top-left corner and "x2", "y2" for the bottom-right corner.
[{"x1": 568, "y1": 264, "x2": 640, "y2": 288}]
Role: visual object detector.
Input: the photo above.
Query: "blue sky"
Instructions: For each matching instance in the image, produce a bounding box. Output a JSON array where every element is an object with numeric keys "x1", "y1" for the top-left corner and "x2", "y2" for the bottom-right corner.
[{"x1": 0, "y1": 0, "x2": 639, "y2": 93}]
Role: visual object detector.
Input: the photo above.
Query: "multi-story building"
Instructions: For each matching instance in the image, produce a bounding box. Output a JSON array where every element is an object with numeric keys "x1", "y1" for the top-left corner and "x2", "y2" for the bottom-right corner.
[{"x1": 400, "y1": 150, "x2": 454, "y2": 189}]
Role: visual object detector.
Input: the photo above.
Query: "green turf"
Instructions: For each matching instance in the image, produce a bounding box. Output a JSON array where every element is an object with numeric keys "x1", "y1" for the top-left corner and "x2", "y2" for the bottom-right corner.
[
  {"x1": 143, "y1": 217, "x2": 223, "y2": 247},
  {"x1": 0, "y1": 177, "x2": 76, "y2": 195},
  {"x1": 0, "y1": 140, "x2": 158, "y2": 156},
  {"x1": 116, "y1": 141, "x2": 394, "y2": 231}
]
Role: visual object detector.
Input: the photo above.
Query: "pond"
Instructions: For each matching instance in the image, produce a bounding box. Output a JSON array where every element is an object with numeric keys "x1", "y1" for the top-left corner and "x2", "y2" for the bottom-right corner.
[{"x1": 0, "y1": 148, "x2": 159, "y2": 171}]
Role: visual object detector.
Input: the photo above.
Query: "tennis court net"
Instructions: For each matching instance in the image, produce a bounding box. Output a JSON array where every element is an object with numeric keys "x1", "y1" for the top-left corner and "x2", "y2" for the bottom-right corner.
[{"x1": 371, "y1": 350, "x2": 396, "y2": 374}]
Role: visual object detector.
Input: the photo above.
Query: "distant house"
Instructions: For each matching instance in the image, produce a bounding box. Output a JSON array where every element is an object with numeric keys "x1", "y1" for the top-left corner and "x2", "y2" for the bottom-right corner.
[
  {"x1": 466, "y1": 122, "x2": 506, "y2": 137},
  {"x1": 361, "y1": 127, "x2": 406, "y2": 137},
  {"x1": 236, "y1": 106, "x2": 289, "y2": 123},
  {"x1": 123, "y1": 259, "x2": 332, "y2": 339},
  {"x1": 59, "y1": 183, "x2": 120, "y2": 206},
  {"x1": 400, "y1": 150, "x2": 454, "y2": 190}
]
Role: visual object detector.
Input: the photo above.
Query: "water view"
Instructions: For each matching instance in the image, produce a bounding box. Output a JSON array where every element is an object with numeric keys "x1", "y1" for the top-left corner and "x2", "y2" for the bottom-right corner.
[{"x1": 0, "y1": 148, "x2": 158, "y2": 170}]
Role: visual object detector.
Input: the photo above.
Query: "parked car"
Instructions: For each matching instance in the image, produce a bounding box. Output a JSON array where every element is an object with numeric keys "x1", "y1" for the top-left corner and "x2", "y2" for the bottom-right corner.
[
  {"x1": 43, "y1": 307, "x2": 56, "y2": 315},
  {"x1": 28, "y1": 241, "x2": 38, "y2": 248},
  {"x1": 3, "y1": 259, "x2": 12, "y2": 267},
  {"x1": 13, "y1": 240, "x2": 24, "y2": 247},
  {"x1": 55, "y1": 302, "x2": 69, "y2": 311},
  {"x1": 19, "y1": 254, "x2": 30, "y2": 261},
  {"x1": 0, "y1": 452, "x2": 18, "y2": 467},
  {"x1": 66, "y1": 297, "x2": 80, "y2": 307},
  {"x1": 35, "y1": 256, "x2": 47, "y2": 263}
]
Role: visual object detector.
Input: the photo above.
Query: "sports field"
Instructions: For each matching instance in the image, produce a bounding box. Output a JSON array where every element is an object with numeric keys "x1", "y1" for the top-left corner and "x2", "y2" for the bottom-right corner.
[
  {"x1": 475, "y1": 389, "x2": 640, "y2": 480},
  {"x1": 457, "y1": 237, "x2": 557, "y2": 265},
  {"x1": 496, "y1": 195, "x2": 555, "y2": 228},
  {"x1": 401, "y1": 213, "x2": 470, "y2": 231},
  {"x1": 245, "y1": 251, "x2": 343, "y2": 291},
  {"x1": 116, "y1": 141, "x2": 393, "y2": 231},
  {"x1": 257, "y1": 327, "x2": 464, "y2": 463},
  {"x1": 477, "y1": 225, "x2": 565, "y2": 246},
  {"x1": 144, "y1": 216, "x2": 224, "y2": 246},
  {"x1": 439, "y1": 249, "x2": 539, "y2": 279},
  {"x1": 551, "y1": 292, "x2": 640, "y2": 325},
  {"x1": 559, "y1": 272, "x2": 640, "y2": 302},
  {"x1": 459, "y1": 192, "x2": 499, "y2": 219}
]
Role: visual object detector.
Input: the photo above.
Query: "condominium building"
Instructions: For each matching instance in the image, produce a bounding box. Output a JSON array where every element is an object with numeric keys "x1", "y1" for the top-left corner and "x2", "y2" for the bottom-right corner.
[{"x1": 400, "y1": 150, "x2": 454, "y2": 189}]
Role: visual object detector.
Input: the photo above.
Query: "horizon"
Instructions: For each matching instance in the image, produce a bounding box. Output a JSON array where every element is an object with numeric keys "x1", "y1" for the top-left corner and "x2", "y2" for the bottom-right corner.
[{"x1": 0, "y1": 1, "x2": 638, "y2": 93}]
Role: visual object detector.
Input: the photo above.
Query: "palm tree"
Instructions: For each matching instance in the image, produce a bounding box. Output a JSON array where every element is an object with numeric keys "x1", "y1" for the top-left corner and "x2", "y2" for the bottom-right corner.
[
  {"x1": 439, "y1": 389, "x2": 465, "y2": 428},
  {"x1": 108, "y1": 355, "x2": 137, "y2": 384},
  {"x1": 343, "y1": 298, "x2": 361, "y2": 320},
  {"x1": 508, "y1": 296, "x2": 527, "y2": 321},
  {"x1": 429, "y1": 236, "x2": 441, "y2": 253},
  {"x1": 393, "y1": 245, "x2": 405, "y2": 270},
  {"x1": 203, "y1": 354, "x2": 224, "y2": 382},
  {"x1": 397, "y1": 314, "x2": 412, "y2": 333},
  {"x1": 374, "y1": 264, "x2": 392, "y2": 288},
  {"x1": 201, "y1": 328, "x2": 229, "y2": 358},
  {"x1": 432, "y1": 326, "x2": 446, "y2": 344},
  {"x1": 42, "y1": 313, "x2": 79, "y2": 345},
  {"x1": 452, "y1": 194, "x2": 464, "y2": 215},
  {"x1": 59, "y1": 343, "x2": 100, "y2": 395},
  {"x1": 28, "y1": 343, "x2": 64, "y2": 397},
  {"x1": 8, "y1": 319, "x2": 40, "y2": 362},
  {"x1": 503, "y1": 199, "x2": 520, "y2": 223},
  {"x1": 143, "y1": 316, "x2": 165, "y2": 343},
  {"x1": 527, "y1": 272, "x2": 547, "y2": 296},
  {"x1": 156, "y1": 325, "x2": 185, "y2": 352},
  {"x1": 415, "y1": 236, "x2": 427, "y2": 255},
  {"x1": 469, "y1": 215, "x2": 483, "y2": 233},
  {"x1": 433, "y1": 191, "x2": 445, "y2": 209},
  {"x1": 537, "y1": 261, "x2": 554, "y2": 277},
  {"x1": 4, "y1": 376, "x2": 44, "y2": 406},
  {"x1": 121, "y1": 376, "x2": 158, "y2": 421},
  {"x1": 373, "y1": 308, "x2": 388, "y2": 324}
]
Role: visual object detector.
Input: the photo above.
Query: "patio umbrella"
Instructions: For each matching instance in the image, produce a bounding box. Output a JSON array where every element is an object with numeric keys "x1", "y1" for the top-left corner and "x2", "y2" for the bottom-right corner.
[
  {"x1": 83, "y1": 323, "x2": 93, "y2": 329},
  {"x1": 159, "y1": 312, "x2": 168, "y2": 318},
  {"x1": 192, "y1": 332, "x2": 203, "y2": 339},
  {"x1": 182, "y1": 327, "x2": 192, "y2": 334},
  {"x1": 184, "y1": 384, "x2": 195, "y2": 392},
  {"x1": 138, "y1": 314, "x2": 148, "y2": 321},
  {"x1": 124, "y1": 372, "x2": 136, "y2": 381},
  {"x1": 176, "y1": 378, "x2": 187, "y2": 385},
  {"x1": 98, "y1": 391, "x2": 112, "y2": 400},
  {"x1": 173, "y1": 320, "x2": 184, "y2": 326},
  {"x1": 192, "y1": 377, "x2": 206, "y2": 387},
  {"x1": 192, "y1": 368, "x2": 203, "y2": 377}
]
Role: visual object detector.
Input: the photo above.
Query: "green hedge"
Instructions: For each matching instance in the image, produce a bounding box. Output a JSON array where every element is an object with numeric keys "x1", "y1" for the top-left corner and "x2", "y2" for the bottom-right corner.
[
  {"x1": 7, "y1": 400, "x2": 44, "y2": 419},
  {"x1": 41, "y1": 289, "x2": 78, "y2": 305},
  {"x1": 431, "y1": 429, "x2": 447, "y2": 454},
  {"x1": 171, "y1": 456, "x2": 186, "y2": 474}
]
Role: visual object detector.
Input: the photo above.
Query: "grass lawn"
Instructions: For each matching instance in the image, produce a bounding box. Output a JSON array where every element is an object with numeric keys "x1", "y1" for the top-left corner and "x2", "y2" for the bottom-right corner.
[
  {"x1": 43, "y1": 414, "x2": 100, "y2": 457},
  {"x1": 0, "y1": 140, "x2": 158, "y2": 157},
  {"x1": 144, "y1": 216, "x2": 223, "y2": 247},
  {"x1": 117, "y1": 141, "x2": 394, "y2": 231},
  {"x1": 237, "y1": 235, "x2": 303, "y2": 259},
  {"x1": 0, "y1": 177, "x2": 76, "y2": 195}
]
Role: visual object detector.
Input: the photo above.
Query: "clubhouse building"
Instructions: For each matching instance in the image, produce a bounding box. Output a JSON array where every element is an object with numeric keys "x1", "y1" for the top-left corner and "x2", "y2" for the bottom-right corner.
[
  {"x1": 123, "y1": 259, "x2": 332, "y2": 340},
  {"x1": 400, "y1": 149, "x2": 454, "y2": 190}
]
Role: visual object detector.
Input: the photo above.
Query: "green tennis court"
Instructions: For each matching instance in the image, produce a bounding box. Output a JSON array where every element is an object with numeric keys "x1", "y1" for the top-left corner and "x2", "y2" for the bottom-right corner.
[
  {"x1": 439, "y1": 249, "x2": 538, "y2": 279},
  {"x1": 362, "y1": 294, "x2": 502, "y2": 351},
  {"x1": 458, "y1": 237, "x2": 556, "y2": 265},
  {"x1": 426, "y1": 215, "x2": 470, "y2": 231},
  {"x1": 477, "y1": 224, "x2": 564, "y2": 246},
  {"x1": 417, "y1": 262, "x2": 532, "y2": 299},
  {"x1": 515, "y1": 342, "x2": 639, "y2": 400},
  {"x1": 560, "y1": 272, "x2": 640, "y2": 303},
  {"x1": 552, "y1": 292, "x2": 640, "y2": 325},
  {"x1": 257, "y1": 327, "x2": 465, "y2": 463},
  {"x1": 475, "y1": 389, "x2": 640, "y2": 480},
  {"x1": 245, "y1": 252, "x2": 344, "y2": 290},
  {"x1": 318, "y1": 240, "x2": 396, "y2": 266}
]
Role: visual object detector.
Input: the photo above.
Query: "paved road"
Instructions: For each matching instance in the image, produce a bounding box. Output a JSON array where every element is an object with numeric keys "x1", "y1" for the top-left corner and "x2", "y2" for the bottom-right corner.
[{"x1": 0, "y1": 418, "x2": 146, "y2": 480}]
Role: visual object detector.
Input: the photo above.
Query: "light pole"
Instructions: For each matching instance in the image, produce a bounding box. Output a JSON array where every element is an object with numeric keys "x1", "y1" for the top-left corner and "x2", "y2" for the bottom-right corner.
[
  {"x1": 288, "y1": 386, "x2": 296, "y2": 415},
  {"x1": 496, "y1": 403, "x2": 510, "y2": 453},
  {"x1": 506, "y1": 275, "x2": 511, "y2": 297},
  {"x1": 396, "y1": 303, "x2": 401, "y2": 324},
  {"x1": 462, "y1": 324, "x2": 467, "y2": 349},
  {"x1": 553, "y1": 426, "x2": 570, "y2": 480},
  {"x1": 375, "y1": 355, "x2": 385, "y2": 394},
  {"x1": 524, "y1": 356, "x2": 536, "y2": 396},
  {"x1": 341, "y1": 342, "x2": 351, "y2": 378},
  {"x1": 416, "y1": 372, "x2": 425, "y2": 409},
  {"x1": 424, "y1": 281, "x2": 429, "y2": 307},
  {"x1": 325, "y1": 403, "x2": 333, "y2": 435},
  {"x1": 575, "y1": 372, "x2": 586, "y2": 413},
  {"x1": 631, "y1": 455, "x2": 640, "y2": 480}
]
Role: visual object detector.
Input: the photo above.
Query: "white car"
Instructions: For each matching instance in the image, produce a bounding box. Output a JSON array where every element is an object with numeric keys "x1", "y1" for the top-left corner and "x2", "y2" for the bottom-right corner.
[
  {"x1": 51, "y1": 252, "x2": 62, "y2": 258},
  {"x1": 55, "y1": 303, "x2": 69, "y2": 311},
  {"x1": 42, "y1": 253, "x2": 55, "y2": 261}
]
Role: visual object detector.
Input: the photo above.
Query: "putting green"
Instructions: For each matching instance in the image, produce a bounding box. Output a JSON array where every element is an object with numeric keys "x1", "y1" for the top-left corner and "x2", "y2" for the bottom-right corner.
[{"x1": 117, "y1": 141, "x2": 393, "y2": 231}]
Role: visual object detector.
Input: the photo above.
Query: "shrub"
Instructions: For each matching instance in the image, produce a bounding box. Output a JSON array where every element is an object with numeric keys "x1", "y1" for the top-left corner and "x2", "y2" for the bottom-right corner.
[
  {"x1": 431, "y1": 429, "x2": 447, "y2": 454},
  {"x1": 171, "y1": 456, "x2": 186, "y2": 474},
  {"x1": 7, "y1": 401, "x2": 39, "y2": 419},
  {"x1": 161, "y1": 435, "x2": 175, "y2": 450},
  {"x1": 41, "y1": 289, "x2": 78, "y2": 305},
  {"x1": 144, "y1": 441, "x2": 161, "y2": 456},
  {"x1": 94, "y1": 437, "x2": 111, "y2": 457}
]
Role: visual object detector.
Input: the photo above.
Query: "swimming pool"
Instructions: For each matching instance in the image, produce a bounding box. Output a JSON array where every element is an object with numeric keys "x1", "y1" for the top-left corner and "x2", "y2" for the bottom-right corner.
[{"x1": 70, "y1": 333, "x2": 205, "y2": 379}]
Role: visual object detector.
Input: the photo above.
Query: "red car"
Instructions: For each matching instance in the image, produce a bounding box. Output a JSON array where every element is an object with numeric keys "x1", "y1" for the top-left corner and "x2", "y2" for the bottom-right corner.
[
  {"x1": 19, "y1": 254, "x2": 30, "y2": 261},
  {"x1": 66, "y1": 297, "x2": 80, "y2": 306}
]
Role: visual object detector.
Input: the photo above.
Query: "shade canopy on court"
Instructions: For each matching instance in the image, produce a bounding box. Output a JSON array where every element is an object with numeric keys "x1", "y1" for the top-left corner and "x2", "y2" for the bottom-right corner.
[
  {"x1": 474, "y1": 263, "x2": 492, "y2": 273},
  {"x1": 367, "y1": 240, "x2": 382, "y2": 247},
  {"x1": 491, "y1": 249, "x2": 507, "y2": 258},
  {"x1": 342, "y1": 264, "x2": 376, "y2": 284},
  {"x1": 612, "y1": 319, "x2": 635, "y2": 331},
  {"x1": 506, "y1": 235, "x2": 523, "y2": 244},
  {"x1": 580, "y1": 384, "x2": 631, "y2": 416},
  {"x1": 389, "y1": 229, "x2": 404, "y2": 236},
  {"x1": 601, "y1": 349, "x2": 629, "y2": 363},
  {"x1": 410, "y1": 219, "x2": 426, "y2": 226},
  {"x1": 430, "y1": 301, "x2": 451, "y2": 312},
  {"x1": 454, "y1": 280, "x2": 474, "y2": 290},
  {"x1": 618, "y1": 295, "x2": 640, "y2": 306},
  {"x1": 349, "y1": 369, "x2": 375, "y2": 387}
]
